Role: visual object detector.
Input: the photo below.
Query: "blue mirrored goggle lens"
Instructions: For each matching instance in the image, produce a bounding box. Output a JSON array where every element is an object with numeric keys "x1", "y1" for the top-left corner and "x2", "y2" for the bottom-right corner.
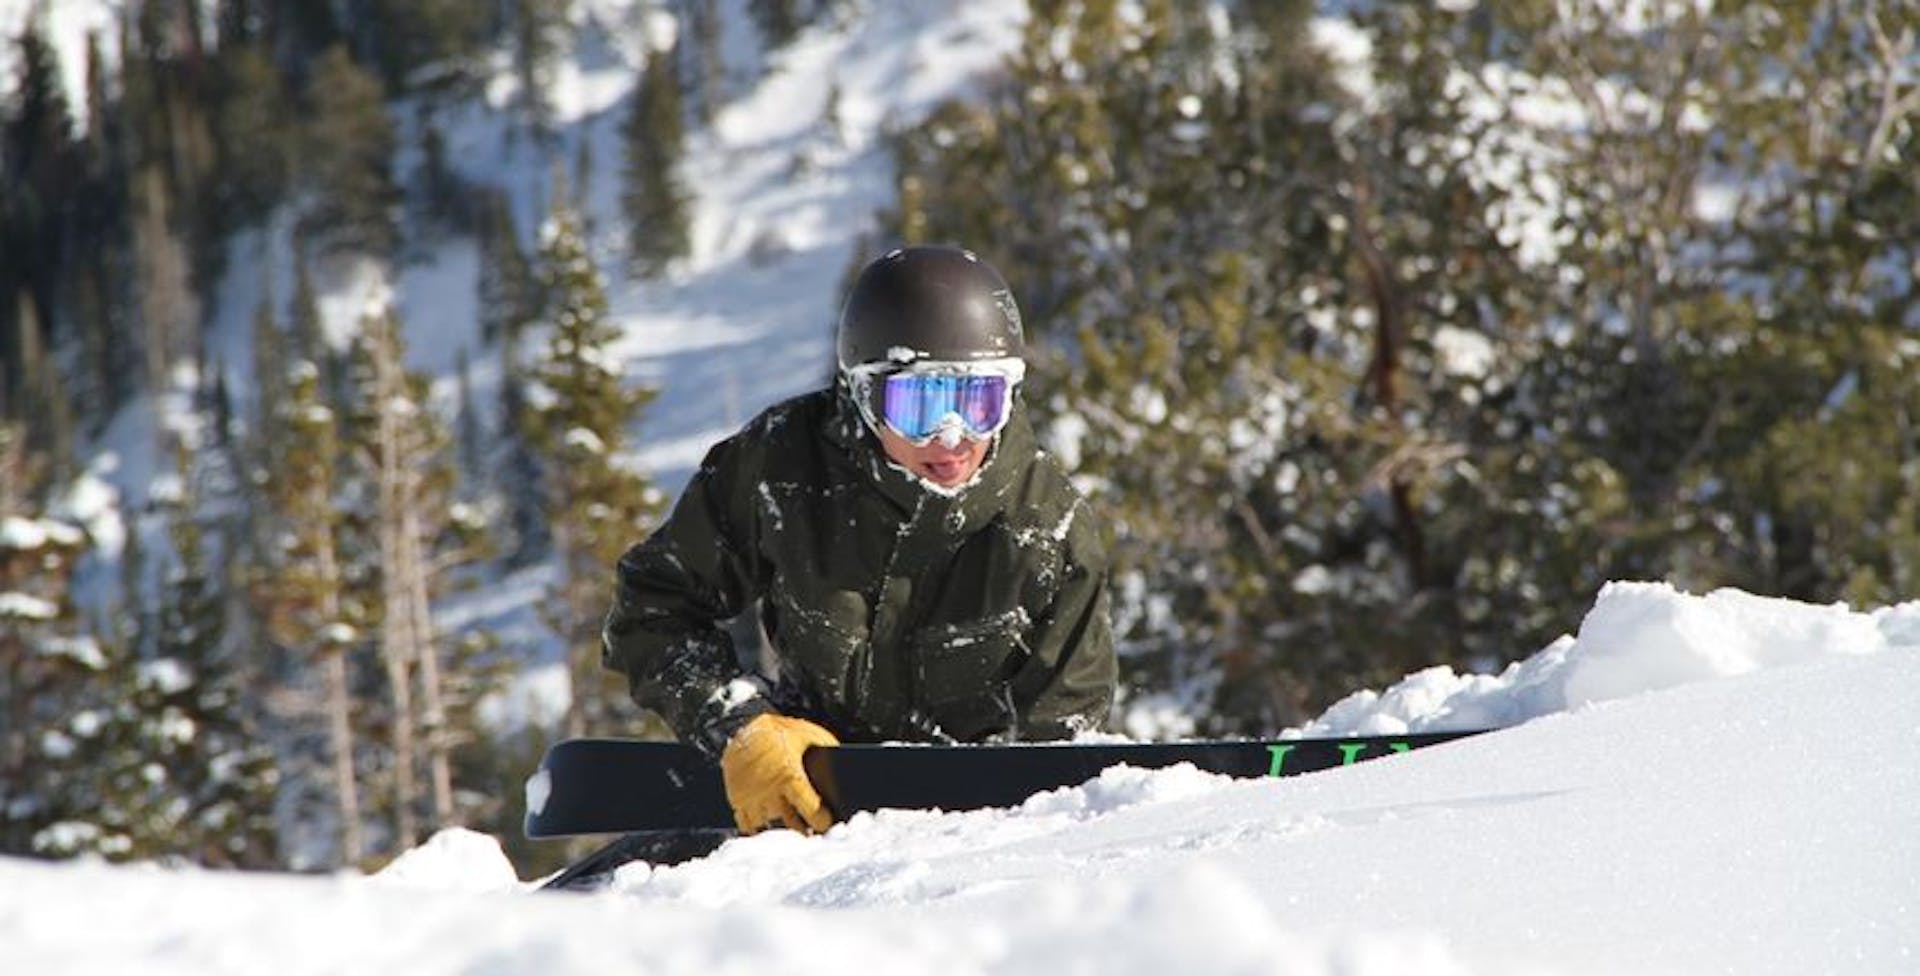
[{"x1": 879, "y1": 373, "x2": 1011, "y2": 441}]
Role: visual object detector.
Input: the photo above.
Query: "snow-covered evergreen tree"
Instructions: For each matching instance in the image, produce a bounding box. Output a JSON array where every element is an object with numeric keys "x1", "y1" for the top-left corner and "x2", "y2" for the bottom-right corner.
[
  {"x1": 0, "y1": 423, "x2": 98, "y2": 857},
  {"x1": 76, "y1": 443, "x2": 282, "y2": 867},
  {"x1": 345, "y1": 302, "x2": 498, "y2": 847},
  {"x1": 622, "y1": 38, "x2": 692, "y2": 278},
  {"x1": 473, "y1": 191, "x2": 552, "y2": 568},
  {"x1": 297, "y1": 45, "x2": 399, "y2": 260},
  {"x1": 254, "y1": 362, "x2": 365, "y2": 867},
  {"x1": 523, "y1": 192, "x2": 665, "y2": 739}
]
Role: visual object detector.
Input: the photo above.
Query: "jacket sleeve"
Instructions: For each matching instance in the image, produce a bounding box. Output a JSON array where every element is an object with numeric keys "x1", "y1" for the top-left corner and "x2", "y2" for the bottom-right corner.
[
  {"x1": 602, "y1": 438, "x2": 774, "y2": 757},
  {"x1": 1009, "y1": 502, "x2": 1117, "y2": 739}
]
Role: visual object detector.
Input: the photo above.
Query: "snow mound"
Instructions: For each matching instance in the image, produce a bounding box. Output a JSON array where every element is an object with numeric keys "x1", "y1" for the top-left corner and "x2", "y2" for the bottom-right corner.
[
  {"x1": 1560, "y1": 581, "x2": 1896, "y2": 704},
  {"x1": 370, "y1": 828, "x2": 523, "y2": 894},
  {"x1": 1303, "y1": 581, "x2": 1918, "y2": 735},
  {"x1": 1016, "y1": 761, "x2": 1228, "y2": 817},
  {"x1": 605, "y1": 762, "x2": 1237, "y2": 909}
]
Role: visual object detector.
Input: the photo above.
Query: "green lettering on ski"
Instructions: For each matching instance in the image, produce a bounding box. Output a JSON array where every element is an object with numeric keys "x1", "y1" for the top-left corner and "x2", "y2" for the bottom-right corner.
[
  {"x1": 1389, "y1": 742, "x2": 1411, "y2": 754},
  {"x1": 1266, "y1": 744, "x2": 1296, "y2": 776},
  {"x1": 1338, "y1": 743, "x2": 1368, "y2": 765}
]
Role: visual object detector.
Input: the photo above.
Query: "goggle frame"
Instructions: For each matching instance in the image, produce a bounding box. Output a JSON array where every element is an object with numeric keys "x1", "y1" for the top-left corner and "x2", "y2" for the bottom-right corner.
[{"x1": 847, "y1": 357, "x2": 1027, "y2": 447}]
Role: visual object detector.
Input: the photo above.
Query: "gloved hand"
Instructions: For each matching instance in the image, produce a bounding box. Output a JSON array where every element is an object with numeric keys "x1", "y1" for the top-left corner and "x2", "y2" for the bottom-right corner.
[{"x1": 720, "y1": 713, "x2": 839, "y2": 835}]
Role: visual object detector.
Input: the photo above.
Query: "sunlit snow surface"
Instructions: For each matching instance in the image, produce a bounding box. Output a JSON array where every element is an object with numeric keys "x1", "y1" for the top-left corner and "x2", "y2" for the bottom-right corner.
[{"x1": 3, "y1": 582, "x2": 1917, "y2": 975}]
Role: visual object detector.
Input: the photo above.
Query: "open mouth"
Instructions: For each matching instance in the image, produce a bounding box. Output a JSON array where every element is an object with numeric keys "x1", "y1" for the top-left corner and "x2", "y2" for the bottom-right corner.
[{"x1": 919, "y1": 458, "x2": 971, "y2": 484}]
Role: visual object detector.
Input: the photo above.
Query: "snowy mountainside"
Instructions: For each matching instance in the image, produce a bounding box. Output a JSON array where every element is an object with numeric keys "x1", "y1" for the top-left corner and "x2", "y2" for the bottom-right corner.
[
  {"x1": 35, "y1": 0, "x2": 1030, "y2": 695},
  {"x1": 0, "y1": 0, "x2": 123, "y2": 123},
  {"x1": 191, "y1": 0, "x2": 1029, "y2": 499},
  {"x1": 10, "y1": 0, "x2": 1030, "y2": 535},
  {"x1": 2, "y1": 583, "x2": 1915, "y2": 975},
  {"x1": 587, "y1": 0, "x2": 1027, "y2": 482}
]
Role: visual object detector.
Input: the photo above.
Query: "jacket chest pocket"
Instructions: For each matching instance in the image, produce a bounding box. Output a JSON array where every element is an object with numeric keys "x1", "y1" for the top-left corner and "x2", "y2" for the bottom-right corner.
[
  {"x1": 910, "y1": 609, "x2": 1029, "y2": 740},
  {"x1": 770, "y1": 581, "x2": 868, "y2": 705}
]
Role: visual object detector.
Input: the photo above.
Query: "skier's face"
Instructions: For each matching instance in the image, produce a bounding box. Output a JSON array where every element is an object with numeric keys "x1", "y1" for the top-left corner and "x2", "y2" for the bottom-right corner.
[{"x1": 876, "y1": 423, "x2": 992, "y2": 488}]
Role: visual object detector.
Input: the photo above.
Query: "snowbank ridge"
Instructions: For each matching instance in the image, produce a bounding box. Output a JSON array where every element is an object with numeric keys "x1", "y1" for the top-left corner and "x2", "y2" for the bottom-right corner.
[{"x1": 1301, "y1": 580, "x2": 1918, "y2": 735}]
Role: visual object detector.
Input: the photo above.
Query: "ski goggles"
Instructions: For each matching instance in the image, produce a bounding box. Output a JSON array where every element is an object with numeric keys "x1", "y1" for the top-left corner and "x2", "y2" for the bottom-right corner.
[{"x1": 850, "y1": 358, "x2": 1026, "y2": 445}]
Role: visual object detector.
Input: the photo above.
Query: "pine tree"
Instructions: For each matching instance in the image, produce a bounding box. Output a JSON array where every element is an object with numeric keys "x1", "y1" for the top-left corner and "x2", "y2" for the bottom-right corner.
[
  {"x1": 455, "y1": 347, "x2": 486, "y2": 489},
  {"x1": 6, "y1": 292, "x2": 76, "y2": 479},
  {"x1": 348, "y1": 302, "x2": 504, "y2": 845},
  {"x1": 289, "y1": 238, "x2": 328, "y2": 362},
  {"x1": 2, "y1": 15, "x2": 84, "y2": 438},
  {"x1": 524, "y1": 193, "x2": 666, "y2": 738},
  {"x1": 683, "y1": 0, "x2": 727, "y2": 125},
  {"x1": 365, "y1": 0, "x2": 491, "y2": 96},
  {"x1": 1441, "y1": 1, "x2": 1920, "y2": 622},
  {"x1": 250, "y1": 278, "x2": 289, "y2": 452},
  {"x1": 510, "y1": 0, "x2": 566, "y2": 135},
  {"x1": 475, "y1": 190, "x2": 550, "y2": 566},
  {"x1": 883, "y1": 1, "x2": 1540, "y2": 728},
  {"x1": 880, "y1": 1, "x2": 1920, "y2": 735},
  {"x1": 255, "y1": 362, "x2": 365, "y2": 866},
  {"x1": 298, "y1": 45, "x2": 400, "y2": 260},
  {"x1": 126, "y1": 0, "x2": 223, "y2": 294},
  {"x1": 0, "y1": 422, "x2": 98, "y2": 857},
  {"x1": 748, "y1": 0, "x2": 811, "y2": 50},
  {"x1": 2, "y1": 13, "x2": 77, "y2": 282},
  {"x1": 71, "y1": 30, "x2": 135, "y2": 423},
  {"x1": 212, "y1": 41, "x2": 295, "y2": 228},
  {"x1": 496, "y1": 351, "x2": 551, "y2": 568},
  {"x1": 129, "y1": 162, "x2": 201, "y2": 395},
  {"x1": 259, "y1": 0, "x2": 343, "y2": 74},
  {"x1": 414, "y1": 120, "x2": 479, "y2": 236},
  {"x1": 89, "y1": 443, "x2": 281, "y2": 866},
  {"x1": 1650, "y1": 3, "x2": 1920, "y2": 605},
  {"x1": 86, "y1": 21, "x2": 143, "y2": 424},
  {"x1": 623, "y1": 39, "x2": 693, "y2": 278},
  {"x1": 347, "y1": 305, "x2": 421, "y2": 848},
  {"x1": 477, "y1": 189, "x2": 537, "y2": 347},
  {"x1": 215, "y1": 0, "x2": 262, "y2": 46}
]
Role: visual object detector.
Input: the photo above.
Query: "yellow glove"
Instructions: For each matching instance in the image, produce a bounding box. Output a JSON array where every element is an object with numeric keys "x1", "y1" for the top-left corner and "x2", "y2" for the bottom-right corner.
[{"x1": 720, "y1": 713, "x2": 839, "y2": 835}]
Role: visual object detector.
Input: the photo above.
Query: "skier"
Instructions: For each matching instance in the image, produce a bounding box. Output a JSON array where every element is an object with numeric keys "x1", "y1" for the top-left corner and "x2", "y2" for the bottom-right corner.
[{"x1": 603, "y1": 245, "x2": 1116, "y2": 837}]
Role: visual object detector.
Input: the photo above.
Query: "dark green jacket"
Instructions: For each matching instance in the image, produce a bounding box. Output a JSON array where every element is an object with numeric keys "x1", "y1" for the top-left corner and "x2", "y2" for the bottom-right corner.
[{"x1": 603, "y1": 386, "x2": 1115, "y2": 755}]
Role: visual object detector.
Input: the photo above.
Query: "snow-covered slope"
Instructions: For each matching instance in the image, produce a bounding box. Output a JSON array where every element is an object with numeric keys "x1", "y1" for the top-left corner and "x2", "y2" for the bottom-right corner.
[
  {"x1": 597, "y1": 0, "x2": 1027, "y2": 485},
  {"x1": 0, "y1": 0, "x2": 123, "y2": 126},
  {"x1": 32, "y1": 0, "x2": 1032, "y2": 692},
  {"x1": 197, "y1": 0, "x2": 1029, "y2": 500},
  {"x1": 3, "y1": 584, "x2": 1915, "y2": 975}
]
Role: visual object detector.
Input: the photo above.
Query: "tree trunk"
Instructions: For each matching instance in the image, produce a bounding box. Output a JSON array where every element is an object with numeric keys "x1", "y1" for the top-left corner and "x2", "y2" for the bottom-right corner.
[
  {"x1": 373, "y1": 321, "x2": 419, "y2": 851},
  {"x1": 406, "y1": 507, "x2": 456, "y2": 826},
  {"x1": 1347, "y1": 168, "x2": 1430, "y2": 590},
  {"x1": 378, "y1": 508, "x2": 420, "y2": 849},
  {"x1": 132, "y1": 166, "x2": 198, "y2": 395},
  {"x1": 381, "y1": 634, "x2": 418, "y2": 850},
  {"x1": 316, "y1": 531, "x2": 362, "y2": 866}
]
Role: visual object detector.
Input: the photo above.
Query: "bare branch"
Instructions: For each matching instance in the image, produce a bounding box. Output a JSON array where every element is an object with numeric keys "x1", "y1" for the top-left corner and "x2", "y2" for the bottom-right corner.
[{"x1": 1861, "y1": 11, "x2": 1920, "y2": 173}]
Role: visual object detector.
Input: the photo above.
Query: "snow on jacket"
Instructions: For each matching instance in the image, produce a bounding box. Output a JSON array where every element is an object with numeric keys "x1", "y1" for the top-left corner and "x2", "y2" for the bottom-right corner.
[{"x1": 602, "y1": 385, "x2": 1115, "y2": 756}]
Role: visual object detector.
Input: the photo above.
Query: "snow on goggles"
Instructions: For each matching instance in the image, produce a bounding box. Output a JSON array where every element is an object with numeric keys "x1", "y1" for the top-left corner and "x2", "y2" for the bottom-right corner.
[{"x1": 853, "y1": 360, "x2": 1025, "y2": 444}]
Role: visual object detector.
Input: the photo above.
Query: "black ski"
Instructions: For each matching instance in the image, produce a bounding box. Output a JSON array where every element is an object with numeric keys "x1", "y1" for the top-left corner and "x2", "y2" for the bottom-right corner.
[
  {"x1": 538, "y1": 828, "x2": 733, "y2": 891},
  {"x1": 525, "y1": 730, "x2": 1489, "y2": 840}
]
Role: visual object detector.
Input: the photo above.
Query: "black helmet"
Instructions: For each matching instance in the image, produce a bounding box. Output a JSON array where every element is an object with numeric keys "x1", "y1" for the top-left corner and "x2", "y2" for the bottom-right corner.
[{"x1": 836, "y1": 246, "x2": 1024, "y2": 372}]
